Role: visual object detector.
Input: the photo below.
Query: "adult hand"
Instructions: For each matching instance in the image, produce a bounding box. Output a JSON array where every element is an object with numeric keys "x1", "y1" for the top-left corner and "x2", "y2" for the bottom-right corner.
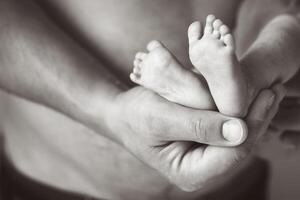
[
  {"x1": 105, "y1": 85, "x2": 284, "y2": 191},
  {"x1": 272, "y1": 72, "x2": 300, "y2": 148}
]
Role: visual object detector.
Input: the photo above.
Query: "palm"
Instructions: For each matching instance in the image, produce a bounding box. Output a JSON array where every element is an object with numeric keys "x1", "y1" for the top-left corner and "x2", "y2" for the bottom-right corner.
[
  {"x1": 147, "y1": 94, "x2": 273, "y2": 191},
  {"x1": 149, "y1": 141, "x2": 245, "y2": 191}
]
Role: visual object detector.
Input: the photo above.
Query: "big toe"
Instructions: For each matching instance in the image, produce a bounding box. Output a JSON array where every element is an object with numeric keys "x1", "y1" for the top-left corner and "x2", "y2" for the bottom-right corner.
[
  {"x1": 147, "y1": 40, "x2": 162, "y2": 51},
  {"x1": 188, "y1": 21, "x2": 202, "y2": 44}
]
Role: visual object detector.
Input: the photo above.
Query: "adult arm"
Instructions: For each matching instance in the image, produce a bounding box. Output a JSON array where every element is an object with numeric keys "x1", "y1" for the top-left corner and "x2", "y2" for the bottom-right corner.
[
  {"x1": 241, "y1": 14, "x2": 300, "y2": 91},
  {"x1": 0, "y1": 0, "x2": 249, "y2": 145},
  {"x1": 0, "y1": 0, "x2": 252, "y2": 190},
  {"x1": 0, "y1": 0, "x2": 126, "y2": 140}
]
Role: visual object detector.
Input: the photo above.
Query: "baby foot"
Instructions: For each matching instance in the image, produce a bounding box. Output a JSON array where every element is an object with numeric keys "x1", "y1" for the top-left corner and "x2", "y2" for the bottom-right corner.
[
  {"x1": 130, "y1": 40, "x2": 215, "y2": 109},
  {"x1": 188, "y1": 15, "x2": 248, "y2": 117}
]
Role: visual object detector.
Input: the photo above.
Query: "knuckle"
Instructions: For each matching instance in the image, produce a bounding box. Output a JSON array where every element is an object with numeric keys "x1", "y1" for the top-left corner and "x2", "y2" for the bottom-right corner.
[{"x1": 190, "y1": 119, "x2": 207, "y2": 142}]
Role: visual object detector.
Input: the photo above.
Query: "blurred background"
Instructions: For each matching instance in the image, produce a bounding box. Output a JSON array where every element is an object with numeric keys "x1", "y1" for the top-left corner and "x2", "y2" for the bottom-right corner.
[{"x1": 258, "y1": 135, "x2": 300, "y2": 200}]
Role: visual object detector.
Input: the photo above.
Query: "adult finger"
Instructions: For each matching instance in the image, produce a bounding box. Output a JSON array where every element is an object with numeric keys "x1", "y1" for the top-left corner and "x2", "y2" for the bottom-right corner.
[
  {"x1": 179, "y1": 85, "x2": 286, "y2": 191},
  {"x1": 157, "y1": 102, "x2": 248, "y2": 147},
  {"x1": 246, "y1": 84, "x2": 286, "y2": 142},
  {"x1": 166, "y1": 85, "x2": 285, "y2": 191},
  {"x1": 267, "y1": 84, "x2": 286, "y2": 120},
  {"x1": 188, "y1": 86, "x2": 285, "y2": 189}
]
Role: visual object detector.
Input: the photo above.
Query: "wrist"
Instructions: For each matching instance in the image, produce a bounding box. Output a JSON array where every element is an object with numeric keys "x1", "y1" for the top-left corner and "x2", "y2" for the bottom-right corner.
[
  {"x1": 71, "y1": 82, "x2": 126, "y2": 142},
  {"x1": 101, "y1": 86, "x2": 150, "y2": 145},
  {"x1": 101, "y1": 90, "x2": 126, "y2": 143}
]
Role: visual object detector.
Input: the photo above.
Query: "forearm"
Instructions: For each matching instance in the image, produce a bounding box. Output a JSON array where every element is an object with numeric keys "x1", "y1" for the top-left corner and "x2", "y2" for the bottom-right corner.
[
  {"x1": 0, "y1": 0, "x2": 126, "y2": 139},
  {"x1": 241, "y1": 14, "x2": 300, "y2": 89}
]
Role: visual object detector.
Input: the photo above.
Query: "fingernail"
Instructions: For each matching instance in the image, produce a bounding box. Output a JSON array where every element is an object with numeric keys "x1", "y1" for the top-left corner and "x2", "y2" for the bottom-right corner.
[{"x1": 222, "y1": 120, "x2": 245, "y2": 143}]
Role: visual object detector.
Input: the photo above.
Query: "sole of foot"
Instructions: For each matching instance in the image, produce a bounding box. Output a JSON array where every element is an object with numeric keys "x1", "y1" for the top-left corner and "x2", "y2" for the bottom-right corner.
[
  {"x1": 188, "y1": 15, "x2": 248, "y2": 117},
  {"x1": 130, "y1": 40, "x2": 215, "y2": 109}
]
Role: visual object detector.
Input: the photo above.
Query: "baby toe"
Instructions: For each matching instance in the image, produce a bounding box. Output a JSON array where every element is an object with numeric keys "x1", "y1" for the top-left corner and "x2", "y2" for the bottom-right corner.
[
  {"x1": 130, "y1": 73, "x2": 141, "y2": 83},
  {"x1": 223, "y1": 34, "x2": 235, "y2": 48},
  {"x1": 147, "y1": 40, "x2": 162, "y2": 51},
  {"x1": 220, "y1": 25, "x2": 229, "y2": 36},
  {"x1": 133, "y1": 59, "x2": 141, "y2": 68},
  {"x1": 213, "y1": 19, "x2": 223, "y2": 30},
  {"x1": 135, "y1": 52, "x2": 147, "y2": 60},
  {"x1": 206, "y1": 14, "x2": 216, "y2": 26},
  {"x1": 212, "y1": 30, "x2": 221, "y2": 39},
  {"x1": 204, "y1": 15, "x2": 215, "y2": 35},
  {"x1": 133, "y1": 66, "x2": 141, "y2": 74}
]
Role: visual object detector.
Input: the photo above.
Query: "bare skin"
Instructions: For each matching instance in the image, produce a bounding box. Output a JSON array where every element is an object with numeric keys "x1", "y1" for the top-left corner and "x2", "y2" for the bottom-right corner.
[
  {"x1": 0, "y1": 1, "x2": 250, "y2": 199},
  {"x1": 131, "y1": 40, "x2": 214, "y2": 109},
  {"x1": 188, "y1": 15, "x2": 247, "y2": 117},
  {"x1": 131, "y1": 12, "x2": 300, "y2": 119},
  {"x1": 132, "y1": 15, "x2": 247, "y2": 117},
  {"x1": 0, "y1": 0, "x2": 299, "y2": 200}
]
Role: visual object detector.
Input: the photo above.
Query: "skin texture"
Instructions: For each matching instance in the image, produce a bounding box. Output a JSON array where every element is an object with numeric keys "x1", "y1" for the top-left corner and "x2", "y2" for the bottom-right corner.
[
  {"x1": 109, "y1": 84, "x2": 285, "y2": 192},
  {"x1": 0, "y1": 1, "x2": 250, "y2": 199},
  {"x1": 130, "y1": 16, "x2": 248, "y2": 117},
  {"x1": 0, "y1": 0, "x2": 298, "y2": 199},
  {"x1": 130, "y1": 11, "x2": 300, "y2": 120},
  {"x1": 131, "y1": 40, "x2": 215, "y2": 110}
]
